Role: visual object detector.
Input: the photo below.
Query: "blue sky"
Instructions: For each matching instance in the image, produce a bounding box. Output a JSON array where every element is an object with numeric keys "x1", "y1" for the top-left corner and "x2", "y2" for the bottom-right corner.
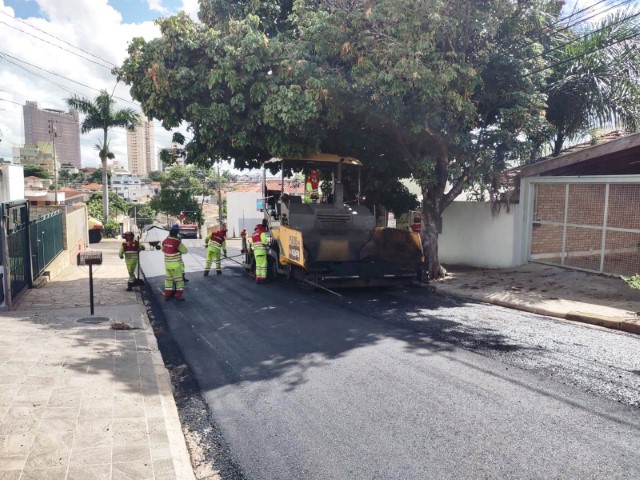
[
  {"x1": 5, "y1": 0, "x2": 185, "y2": 23},
  {"x1": 0, "y1": 0, "x2": 198, "y2": 165}
]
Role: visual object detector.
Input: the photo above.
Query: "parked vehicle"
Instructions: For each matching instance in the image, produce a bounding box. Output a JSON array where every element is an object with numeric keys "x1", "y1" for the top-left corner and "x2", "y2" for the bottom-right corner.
[{"x1": 88, "y1": 217, "x2": 104, "y2": 244}]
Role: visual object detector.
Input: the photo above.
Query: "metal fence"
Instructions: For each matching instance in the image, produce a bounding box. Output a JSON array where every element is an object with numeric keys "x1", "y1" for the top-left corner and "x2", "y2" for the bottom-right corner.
[
  {"x1": 4, "y1": 201, "x2": 31, "y2": 303},
  {"x1": 529, "y1": 178, "x2": 640, "y2": 276},
  {"x1": 30, "y1": 210, "x2": 63, "y2": 279}
]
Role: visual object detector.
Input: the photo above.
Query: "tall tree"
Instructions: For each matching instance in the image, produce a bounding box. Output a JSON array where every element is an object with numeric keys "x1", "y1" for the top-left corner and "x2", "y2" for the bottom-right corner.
[
  {"x1": 540, "y1": 8, "x2": 640, "y2": 158},
  {"x1": 117, "y1": 0, "x2": 553, "y2": 278},
  {"x1": 150, "y1": 165, "x2": 204, "y2": 225},
  {"x1": 66, "y1": 90, "x2": 139, "y2": 220}
]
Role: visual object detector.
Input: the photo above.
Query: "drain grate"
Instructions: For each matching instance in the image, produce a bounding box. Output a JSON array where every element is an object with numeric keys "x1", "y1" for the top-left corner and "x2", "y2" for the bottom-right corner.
[{"x1": 75, "y1": 317, "x2": 111, "y2": 325}]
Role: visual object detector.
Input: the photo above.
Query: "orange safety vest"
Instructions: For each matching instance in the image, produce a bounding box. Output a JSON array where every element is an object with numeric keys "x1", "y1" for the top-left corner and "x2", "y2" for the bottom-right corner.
[
  {"x1": 251, "y1": 227, "x2": 267, "y2": 254},
  {"x1": 122, "y1": 240, "x2": 141, "y2": 259},
  {"x1": 162, "y1": 236, "x2": 183, "y2": 263}
]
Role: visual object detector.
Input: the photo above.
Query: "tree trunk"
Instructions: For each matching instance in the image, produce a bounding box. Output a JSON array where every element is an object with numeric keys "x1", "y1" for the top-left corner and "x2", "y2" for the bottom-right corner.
[
  {"x1": 420, "y1": 187, "x2": 444, "y2": 281},
  {"x1": 102, "y1": 129, "x2": 109, "y2": 221}
]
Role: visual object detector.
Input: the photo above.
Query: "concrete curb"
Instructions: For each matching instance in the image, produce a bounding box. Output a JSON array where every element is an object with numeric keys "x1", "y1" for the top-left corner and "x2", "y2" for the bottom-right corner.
[
  {"x1": 434, "y1": 286, "x2": 640, "y2": 336},
  {"x1": 136, "y1": 291, "x2": 197, "y2": 480}
]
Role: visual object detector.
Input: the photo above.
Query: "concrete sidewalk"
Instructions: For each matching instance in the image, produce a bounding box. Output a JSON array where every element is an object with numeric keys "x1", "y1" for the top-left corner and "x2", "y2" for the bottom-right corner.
[
  {"x1": 434, "y1": 262, "x2": 640, "y2": 335},
  {"x1": 0, "y1": 240, "x2": 195, "y2": 480}
]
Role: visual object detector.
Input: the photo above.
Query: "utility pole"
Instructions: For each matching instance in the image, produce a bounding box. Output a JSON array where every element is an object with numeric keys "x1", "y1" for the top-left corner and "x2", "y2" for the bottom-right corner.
[{"x1": 48, "y1": 120, "x2": 58, "y2": 204}]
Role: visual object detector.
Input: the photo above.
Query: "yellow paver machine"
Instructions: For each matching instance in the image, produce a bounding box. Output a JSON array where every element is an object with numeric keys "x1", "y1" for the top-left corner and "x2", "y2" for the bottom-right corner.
[{"x1": 243, "y1": 154, "x2": 424, "y2": 288}]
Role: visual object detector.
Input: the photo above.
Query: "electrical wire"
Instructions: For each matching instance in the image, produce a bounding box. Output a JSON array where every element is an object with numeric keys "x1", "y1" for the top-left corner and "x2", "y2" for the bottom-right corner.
[
  {"x1": 0, "y1": 19, "x2": 115, "y2": 70},
  {"x1": 0, "y1": 10, "x2": 118, "y2": 68}
]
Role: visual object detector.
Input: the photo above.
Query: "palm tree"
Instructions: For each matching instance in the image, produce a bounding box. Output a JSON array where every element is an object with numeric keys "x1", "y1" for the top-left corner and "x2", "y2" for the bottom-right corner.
[
  {"x1": 66, "y1": 90, "x2": 139, "y2": 220},
  {"x1": 543, "y1": 9, "x2": 640, "y2": 157}
]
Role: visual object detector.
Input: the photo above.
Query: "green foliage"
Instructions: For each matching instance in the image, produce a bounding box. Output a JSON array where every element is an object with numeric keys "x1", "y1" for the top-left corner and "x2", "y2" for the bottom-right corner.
[
  {"x1": 131, "y1": 203, "x2": 157, "y2": 230},
  {"x1": 87, "y1": 192, "x2": 131, "y2": 222},
  {"x1": 88, "y1": 168, "x2": 111, "y2": 184},
  {"x1": 66, "y1": 90, "x2": 139, "y2": 220},
  {"x1": 539, "y1": 8, "x2": 640, "y2": 157},
  {"x1": 146, "y1": 170, "x2": 164, "y2": 182},
  {"x1": 114, "y1": 0, "x2": 572, "y2": 277},
  {"x1": 103, "y1": 219, "x2": 121, "y2": 238},
  {"x1": 149, "y1": 166, "x2": 205, "y2": 224},
  {"x1": 23, "y1": 165, "x2": 50, "y2": 179},
  {"x1": 622, "y1": 274, "x2": 640, "y2": 290}
]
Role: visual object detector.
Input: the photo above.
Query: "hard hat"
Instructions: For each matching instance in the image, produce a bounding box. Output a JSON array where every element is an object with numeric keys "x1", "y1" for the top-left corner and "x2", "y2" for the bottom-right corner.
[
  {"x1": 123, "y1": 231, "x2": 134, "y2": 240},
  {"x1": 309, "y1": 169, "x2": 318, "y2": 176},
  {"x1": 170, "y1": 224, "x2": 180, "y2": 235}
]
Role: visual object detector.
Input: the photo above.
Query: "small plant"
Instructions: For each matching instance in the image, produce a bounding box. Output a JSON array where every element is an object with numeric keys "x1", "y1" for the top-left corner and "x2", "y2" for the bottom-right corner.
[
  {"x1": 621, "y1": 274, "x2": 640, "y2": 290},
  {"x1": 103, "y1": 219, "x2": 121, "y2": 238}
]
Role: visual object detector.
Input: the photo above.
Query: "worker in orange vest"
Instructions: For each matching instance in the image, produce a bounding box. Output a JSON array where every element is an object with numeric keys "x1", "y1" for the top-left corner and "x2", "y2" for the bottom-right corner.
[
  {"x1": 304, "y1": 169, "x2": 320, "y2": 204},
  {"x1": 204, "y1": 225, "x2": 228, "y2": 276},
  {"x1": 249, "y1": 220, "x2": 269, "y2": 283},
  {"x1": 410, "y1": 215, "x2": 422, "y2": 233},
  {"x1": 161, "y1": 225, "x2": 188, "y2": 301},
  {"x1": 118, "y1": 231, "x2": 144, "y2": 291}
]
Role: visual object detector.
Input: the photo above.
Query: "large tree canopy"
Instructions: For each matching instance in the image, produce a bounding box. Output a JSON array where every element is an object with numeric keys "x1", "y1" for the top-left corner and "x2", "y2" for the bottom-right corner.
[{"x1": 116, "y1": 0, "x2": 580, "y2": 277}]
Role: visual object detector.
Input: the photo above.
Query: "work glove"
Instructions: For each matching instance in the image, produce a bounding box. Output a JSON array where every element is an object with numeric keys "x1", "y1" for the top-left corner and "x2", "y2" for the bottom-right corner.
[{"x1": 119, "y1": 254, "x2": 124, "y2": 260}]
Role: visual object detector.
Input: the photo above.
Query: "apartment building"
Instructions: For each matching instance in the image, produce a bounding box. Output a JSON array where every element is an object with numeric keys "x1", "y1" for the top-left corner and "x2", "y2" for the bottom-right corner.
[{"x1": 23, "y1": 101, "x2": 82, "y2": 168}]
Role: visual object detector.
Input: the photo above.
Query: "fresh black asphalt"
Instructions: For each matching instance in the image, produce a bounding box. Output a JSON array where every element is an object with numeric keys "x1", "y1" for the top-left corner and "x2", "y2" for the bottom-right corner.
[{"x1": 141, "y1": 241, "x2": 640, "y2": 480}]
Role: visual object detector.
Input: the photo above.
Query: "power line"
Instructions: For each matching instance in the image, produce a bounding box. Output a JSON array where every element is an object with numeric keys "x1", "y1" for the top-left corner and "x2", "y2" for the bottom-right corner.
[
  {"x1": 517, "y1": 0, "x2": 634, "y2": 52},
  {"x1": 0, "y1": 10, "x2": 118, "y2": 68},
  {"x1": 0, "y1": 19, "x2": 114, "y2": 70},
  {"x1": 526, "y1": 27, "x2": 640, "y2": 77},
  {"x1": 0, "y1": 48, "x2": 140, "y2": 107}
]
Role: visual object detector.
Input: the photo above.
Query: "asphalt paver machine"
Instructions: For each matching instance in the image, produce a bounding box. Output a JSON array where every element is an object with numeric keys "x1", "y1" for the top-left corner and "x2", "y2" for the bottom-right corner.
[{"x1": 243, "y1": 154, "x2": 423, "y2": 288}]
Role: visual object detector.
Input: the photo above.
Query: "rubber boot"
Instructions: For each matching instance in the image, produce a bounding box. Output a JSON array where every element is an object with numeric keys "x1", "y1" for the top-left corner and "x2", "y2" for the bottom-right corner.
[
  {"x1": 204, "y1": 270, "x2": 209, "y2": 277},
  {"x1": 216, "y1": 270, "x2": 222, "y2": 275},
  {"x1": 163, "y1": 290, "x2": 172, "y2": 301},
  {"x1": 175, "y1": 290, "x2": 185, "y2": 301},
  {"x1": 127, "y1": 282, "x2": 133, "y2": 292}
]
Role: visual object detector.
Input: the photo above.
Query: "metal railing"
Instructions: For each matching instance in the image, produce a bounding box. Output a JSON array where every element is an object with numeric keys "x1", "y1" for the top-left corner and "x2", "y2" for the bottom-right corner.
[{"x1": 30, "y1": 210, "x2": 63, "y2": 279}]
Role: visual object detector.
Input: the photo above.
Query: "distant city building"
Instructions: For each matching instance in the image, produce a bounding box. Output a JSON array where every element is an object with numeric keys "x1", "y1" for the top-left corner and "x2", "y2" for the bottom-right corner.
[
  {"x1": 23, "y1": 101, "x2": 82, "y2": 168},
  {"x1": 108, "y1": 159, "x2": 128, "y2": 174},
  {"x1": 17, "y1": 142, "x2": 59, "y2": 178},
  {"x1": 127, "y1": 114, "x2": 155, "y2": 176}
]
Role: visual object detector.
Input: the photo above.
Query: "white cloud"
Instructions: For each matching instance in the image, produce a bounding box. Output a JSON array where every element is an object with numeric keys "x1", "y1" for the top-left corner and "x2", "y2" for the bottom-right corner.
[
  {"x1": 0, "y1": 0, "x2": 181, "y2": 169},
  {"x1": 146, "y1": 0, "x2": 169, "y2": 15},
  {"x1": 180, "y1": 0, "x2": 199, "y2": 19}
]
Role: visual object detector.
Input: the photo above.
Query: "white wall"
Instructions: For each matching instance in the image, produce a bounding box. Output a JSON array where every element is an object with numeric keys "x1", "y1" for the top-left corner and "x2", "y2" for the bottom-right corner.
[
  {"x1": 0, "y1": 165, "x2": 25, "y2": 203},
  {"x1": 439, "y1": 202, "x2": 521, "y2": 268},
  {"x1": 226, "y1": 191, "x2": 263, "y2": 238}
]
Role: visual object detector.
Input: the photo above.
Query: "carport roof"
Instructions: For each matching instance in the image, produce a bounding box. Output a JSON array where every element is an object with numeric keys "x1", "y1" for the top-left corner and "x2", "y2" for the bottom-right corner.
[{"x1": 520, "y1": 131, "x2": 640, "y2": 177}]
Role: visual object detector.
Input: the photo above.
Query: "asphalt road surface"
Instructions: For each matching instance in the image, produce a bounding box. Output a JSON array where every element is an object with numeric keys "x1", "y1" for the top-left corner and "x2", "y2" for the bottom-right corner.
[{"x1": 141, "y1": 240, "x2": 640, "y2": 480}]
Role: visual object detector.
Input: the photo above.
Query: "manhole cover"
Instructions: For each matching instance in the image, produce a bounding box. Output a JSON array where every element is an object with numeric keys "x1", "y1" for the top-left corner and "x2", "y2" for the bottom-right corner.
[{"x1": 76, "y1": 317, "x2": 111, "y2": 324}]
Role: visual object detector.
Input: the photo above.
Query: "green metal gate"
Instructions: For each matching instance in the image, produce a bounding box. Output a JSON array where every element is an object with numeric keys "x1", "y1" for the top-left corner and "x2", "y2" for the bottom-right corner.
[
  {"x1": 3, "y1": 201, "x2": 31, "y2": 303},
  {"x1": 30, "y1": 211, "x2": 63, "y2": 278}
]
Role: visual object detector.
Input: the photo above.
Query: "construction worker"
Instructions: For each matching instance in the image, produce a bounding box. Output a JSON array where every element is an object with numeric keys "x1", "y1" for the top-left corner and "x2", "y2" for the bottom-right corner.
[
  {"x1": 249, "y1": 220, "x2": 269, "y2": 283},
  {"x1": 304, "y1": 168, "x2": 320, "y2": 204},
  {"x1": 204, "y1": 224, "x2": 227, "y2": 276},
  {"x1": 161, "y1": 224, "x2": 188, "y2": 301},
  {"x1": 118, "y1": 231, "x2": 145, "y2": 291},
  {"x1": 410, "y1": 215, "x2": 422, "y2": 233}
]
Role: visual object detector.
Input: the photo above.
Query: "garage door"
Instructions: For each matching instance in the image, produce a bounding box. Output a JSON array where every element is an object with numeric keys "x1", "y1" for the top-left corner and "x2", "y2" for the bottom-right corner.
[{"x1": 529, "y1": 179, "x2": 640, "y2": 276}]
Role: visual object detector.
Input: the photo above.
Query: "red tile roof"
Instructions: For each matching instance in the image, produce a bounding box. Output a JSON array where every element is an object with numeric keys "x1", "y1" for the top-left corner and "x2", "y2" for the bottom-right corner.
[{"x1": 228, "y1": 179, "x2": 304, "y2": 194}]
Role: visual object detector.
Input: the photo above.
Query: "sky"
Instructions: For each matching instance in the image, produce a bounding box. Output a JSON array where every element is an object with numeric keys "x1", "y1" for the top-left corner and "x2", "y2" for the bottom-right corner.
[
  {"x1": 0, "y1": 0, "x2": 631, "y2": 170},
  {"x1": 0, "y1": 0, "x2": 198, "y2": 168}
]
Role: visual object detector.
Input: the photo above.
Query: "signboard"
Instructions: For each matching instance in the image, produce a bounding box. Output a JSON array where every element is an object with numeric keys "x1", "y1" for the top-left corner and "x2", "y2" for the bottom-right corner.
[
  {"x1": 278, "y1": 226, "x2": 305, "y2": 268},
  {"x1": 256, "y1": 199, "x2": 264, "y2": 211}
]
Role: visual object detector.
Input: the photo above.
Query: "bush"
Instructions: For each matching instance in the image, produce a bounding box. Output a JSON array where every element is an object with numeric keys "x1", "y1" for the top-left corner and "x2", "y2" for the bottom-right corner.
[
  {"x1": 103, "y1": 219, "x2": 121, "y2": 238},
  {"x1": 621, "y1": 274, "x2": 640, "y2": 290}
]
